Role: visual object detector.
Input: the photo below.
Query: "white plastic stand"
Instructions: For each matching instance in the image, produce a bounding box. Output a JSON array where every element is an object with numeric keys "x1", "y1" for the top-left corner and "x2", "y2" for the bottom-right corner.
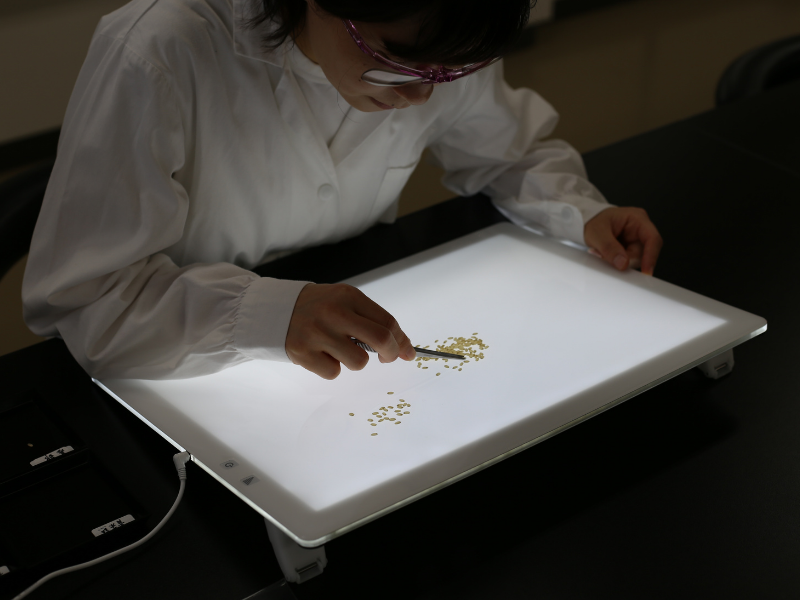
[
  {"x1": 264, "y1": 519, "x2": 327, "y2": 584},
  {"x1": 697, "y1": 348, "x2": 734, "y2": 379}
]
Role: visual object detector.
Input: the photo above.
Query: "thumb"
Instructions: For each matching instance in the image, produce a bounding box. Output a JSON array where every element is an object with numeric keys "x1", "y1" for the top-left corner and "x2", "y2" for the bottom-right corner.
[{"x1": 590, "y1": 233, "x2": 629, "y2": 271}]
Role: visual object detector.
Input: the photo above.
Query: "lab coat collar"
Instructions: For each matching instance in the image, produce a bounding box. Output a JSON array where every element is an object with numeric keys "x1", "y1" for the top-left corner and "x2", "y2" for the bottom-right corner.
[
  {"x1": 232, "y1": 0, "x2": 395, "y2": 165},
  {"x1": 273, "y1": 65, "x2": 395, "y2": 169},
  {"x1": 232, "y1": 0, "x2": 330, "y2": 86},
  {"x1": 232, "y1": 0, "x2": 288, "y2": 68},
  {"x1": 328, "y1": 110, "x2": 394, "y2": 166}
]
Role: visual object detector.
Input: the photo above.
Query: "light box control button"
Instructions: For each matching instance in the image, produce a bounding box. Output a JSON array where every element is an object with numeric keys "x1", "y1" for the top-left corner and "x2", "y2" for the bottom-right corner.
[{"x1": 221, "y1": 459, "x2": 239, "y2": 469}]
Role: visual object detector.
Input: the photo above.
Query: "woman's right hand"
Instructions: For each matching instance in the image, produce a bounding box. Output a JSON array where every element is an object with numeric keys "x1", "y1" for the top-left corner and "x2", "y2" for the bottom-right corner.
[{"x1": 285, "y1": 283, "x2": 416, "y2": 380}]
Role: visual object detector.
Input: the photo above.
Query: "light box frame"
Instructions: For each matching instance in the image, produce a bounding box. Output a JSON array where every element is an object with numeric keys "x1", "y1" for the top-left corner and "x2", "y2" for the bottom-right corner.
[{"x1": 96, "y1": 223, "x2": 767, "y2": 546}]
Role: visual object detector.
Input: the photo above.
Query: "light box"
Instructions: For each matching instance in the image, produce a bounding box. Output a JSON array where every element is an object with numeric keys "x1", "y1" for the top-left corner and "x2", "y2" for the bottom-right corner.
[{"x1": 96, "y1": 223, "x2": 766, "y2": 546}]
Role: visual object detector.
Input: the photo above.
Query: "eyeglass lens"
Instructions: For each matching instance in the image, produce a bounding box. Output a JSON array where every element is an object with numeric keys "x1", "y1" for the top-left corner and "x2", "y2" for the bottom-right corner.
[{"x1": 361, "y1": 69, "x2": 424, "y2": 86}]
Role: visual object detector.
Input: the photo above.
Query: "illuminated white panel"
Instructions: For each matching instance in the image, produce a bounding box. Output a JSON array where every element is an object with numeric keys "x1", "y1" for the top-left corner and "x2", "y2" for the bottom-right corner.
[{"x1": 98, "y1": 223, "x2": 766, "y2": 545}]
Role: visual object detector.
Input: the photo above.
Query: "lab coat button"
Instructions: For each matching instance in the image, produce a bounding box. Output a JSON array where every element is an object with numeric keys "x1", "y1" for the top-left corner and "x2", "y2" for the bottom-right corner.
[{"x1": 318, "y1": 184, "x2": 337, "y2": 201}]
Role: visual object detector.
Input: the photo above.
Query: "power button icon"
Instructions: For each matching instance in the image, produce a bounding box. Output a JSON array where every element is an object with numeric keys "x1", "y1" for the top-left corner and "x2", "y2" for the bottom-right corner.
[{"x1": 220, "y1": 459, "x2": 239, "y2": 469}]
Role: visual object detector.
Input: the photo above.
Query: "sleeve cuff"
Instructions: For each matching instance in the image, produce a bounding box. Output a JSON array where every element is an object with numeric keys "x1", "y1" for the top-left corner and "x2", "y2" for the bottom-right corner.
[
  {"x1": 233, "y1": 277, "x2": 313, "y2": 362},
  {"x1": 492, "y1": 194, "x2": 615, "y2": 248}
]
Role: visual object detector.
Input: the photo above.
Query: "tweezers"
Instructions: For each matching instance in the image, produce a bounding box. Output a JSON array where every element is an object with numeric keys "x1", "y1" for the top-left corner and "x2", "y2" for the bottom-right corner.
[{"x1": 351, "y1": 338, "x2": 465, "y2": 360}]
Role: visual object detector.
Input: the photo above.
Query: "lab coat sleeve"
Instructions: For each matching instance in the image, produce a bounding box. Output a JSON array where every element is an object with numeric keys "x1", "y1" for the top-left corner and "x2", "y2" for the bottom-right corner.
[
  {"x1": 428, "y1": 61, "x2": 613, "y2": 247},
  {"x1": 22, "y1": 34, "x2": 310, "y2": 380}
]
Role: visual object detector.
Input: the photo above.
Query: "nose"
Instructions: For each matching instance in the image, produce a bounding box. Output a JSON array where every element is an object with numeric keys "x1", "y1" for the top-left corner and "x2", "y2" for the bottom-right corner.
[{"x1": 393, "y1": 82, "x2": 435, "y2": 106}]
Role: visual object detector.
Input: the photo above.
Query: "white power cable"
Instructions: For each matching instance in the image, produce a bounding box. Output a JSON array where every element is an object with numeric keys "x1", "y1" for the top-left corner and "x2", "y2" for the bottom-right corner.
[{"x1": 12, "y1": 451, "x2": 192, "y2": 600}]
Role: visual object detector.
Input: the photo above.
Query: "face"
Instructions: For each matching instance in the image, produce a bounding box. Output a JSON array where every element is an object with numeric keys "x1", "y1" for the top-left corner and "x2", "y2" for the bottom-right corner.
[{"x1": 294, "y1": 3, "x2": 440, "y2": 112}]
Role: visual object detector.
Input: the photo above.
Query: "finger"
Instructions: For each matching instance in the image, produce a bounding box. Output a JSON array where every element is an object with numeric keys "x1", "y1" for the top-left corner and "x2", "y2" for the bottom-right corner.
[
  {"x1": 592, "y1": 227, "x2": 630, "y2": 271},
  {"x1": 347, "y1": 314, "x2": 407, "y2": 363},
  {"x1": 640, "y1": 226, "x2": 664, "y2": 276},
  {"x1": 290, "y1": 322, "x2": 371, "y2": 374},
  {"x1": 326, "y1": 336, "x2": 372, "y2": 372},
  {"x1": 626, "y1": 241, "x2": 643, "y2": 271},
  {"x1": 299, "y1": 314, "x2": 377, "y2": 372},
  {"x1": 389, "y1": 322, "x2": 415, "y2": 361},
  {"x1": 292, "y1": 350, "x2": 343, "y2": 380},
  {"x1": 350, "y1": 296, "x2": 416, "y2": 361}
]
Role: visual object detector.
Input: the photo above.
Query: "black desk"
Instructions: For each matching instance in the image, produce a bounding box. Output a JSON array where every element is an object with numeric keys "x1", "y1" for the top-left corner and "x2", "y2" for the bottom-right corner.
[{"x1": 2, "y1": 81, "x2": 798, "y2": 600}]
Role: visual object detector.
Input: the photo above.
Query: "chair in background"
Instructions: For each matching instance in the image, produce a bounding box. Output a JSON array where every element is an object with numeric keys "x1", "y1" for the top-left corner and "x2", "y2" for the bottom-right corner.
[
  {"x1": 716, "y1": 34, "x2": 800, "y2": 106},
  {"x1": 0, "y1": 158, "x2": 54, "y2": 282}
]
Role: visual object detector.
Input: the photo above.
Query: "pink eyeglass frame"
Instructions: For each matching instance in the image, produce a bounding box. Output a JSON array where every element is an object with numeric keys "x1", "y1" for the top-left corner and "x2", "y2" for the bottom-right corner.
[{"x1": 342, "y1": 19, "x2": 501, "y2": 86}]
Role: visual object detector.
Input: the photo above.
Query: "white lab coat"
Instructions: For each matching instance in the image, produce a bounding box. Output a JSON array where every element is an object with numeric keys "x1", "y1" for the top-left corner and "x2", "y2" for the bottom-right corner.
[{"x1": 22, "y1": 0, "x2": 612, "y2": 380}]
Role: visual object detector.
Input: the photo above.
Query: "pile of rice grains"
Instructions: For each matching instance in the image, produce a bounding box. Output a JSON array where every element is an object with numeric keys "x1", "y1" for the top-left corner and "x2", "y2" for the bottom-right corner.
[{"x1": 348, "y1": 333, "x2": 488, "y2": 436}]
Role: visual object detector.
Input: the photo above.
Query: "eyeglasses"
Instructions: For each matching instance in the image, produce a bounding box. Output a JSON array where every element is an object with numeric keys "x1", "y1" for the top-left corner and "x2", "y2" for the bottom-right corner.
[{"x1": 343, "y1": 19, "x2": 501, "y2": 87}]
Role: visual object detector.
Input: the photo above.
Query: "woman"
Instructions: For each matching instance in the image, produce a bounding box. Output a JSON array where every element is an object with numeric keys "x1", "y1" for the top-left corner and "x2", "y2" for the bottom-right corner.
[{"x1": 22, "y1": 0, "x2": 663, "y2": 380}]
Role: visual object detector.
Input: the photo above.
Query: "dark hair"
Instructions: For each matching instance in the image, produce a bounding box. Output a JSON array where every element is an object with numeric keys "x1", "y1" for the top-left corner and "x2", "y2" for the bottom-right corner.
[{"x1": 246, "y1": 0, "x2": 534, "y2": 65}]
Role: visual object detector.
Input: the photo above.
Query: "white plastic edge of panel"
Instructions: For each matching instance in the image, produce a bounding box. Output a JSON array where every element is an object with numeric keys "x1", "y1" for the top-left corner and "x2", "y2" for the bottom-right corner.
[{"x1": 93, "y1": 321, "x2": 766, "y2": 548}]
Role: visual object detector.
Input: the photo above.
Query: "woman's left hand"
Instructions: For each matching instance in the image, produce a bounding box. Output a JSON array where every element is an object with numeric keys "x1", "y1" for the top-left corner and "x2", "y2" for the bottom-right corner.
[{"x1": 583, "y1": 206, "x2": 663, "y2": 276}]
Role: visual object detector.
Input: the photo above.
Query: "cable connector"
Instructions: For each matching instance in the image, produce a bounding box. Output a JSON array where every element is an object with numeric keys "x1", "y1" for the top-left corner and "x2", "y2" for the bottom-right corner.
[{"x1": 173, "y1": 451, "x2": 191, "y2": 481}]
